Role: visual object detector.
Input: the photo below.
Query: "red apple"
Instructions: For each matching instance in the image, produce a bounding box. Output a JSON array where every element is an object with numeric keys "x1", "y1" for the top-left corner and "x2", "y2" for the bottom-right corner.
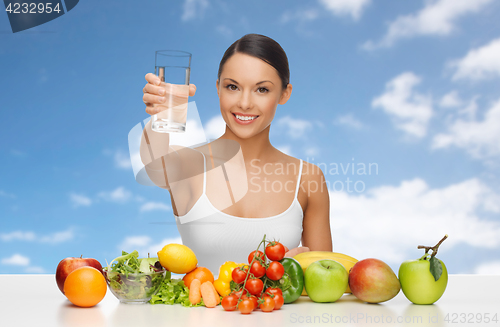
[
  {"x1": 349, "y1": 258, "x2": 400, "y2": 303},
  {"x1": 55, "y1": 256, "x2": 103, "y2": 294}
]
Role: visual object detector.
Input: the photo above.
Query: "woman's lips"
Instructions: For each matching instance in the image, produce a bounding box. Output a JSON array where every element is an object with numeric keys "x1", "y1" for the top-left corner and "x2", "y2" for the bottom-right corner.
[{"x1": 232, "y1": 113, "x2": 259, "y2": 125}]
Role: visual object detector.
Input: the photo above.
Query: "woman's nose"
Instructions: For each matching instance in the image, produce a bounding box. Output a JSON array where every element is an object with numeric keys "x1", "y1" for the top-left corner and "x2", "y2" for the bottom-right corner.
[{"x1": 237, "y1": 91, "x2": 253, "y2": 110}]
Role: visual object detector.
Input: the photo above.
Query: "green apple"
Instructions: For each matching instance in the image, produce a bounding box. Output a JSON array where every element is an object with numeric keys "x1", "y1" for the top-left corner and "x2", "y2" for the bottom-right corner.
[
  {"x1": 304, "y1": 259, "x2": 348, "y2": 303},
  {"x1": 399, "y1": 257, "x2": 448, "y2": 305}
]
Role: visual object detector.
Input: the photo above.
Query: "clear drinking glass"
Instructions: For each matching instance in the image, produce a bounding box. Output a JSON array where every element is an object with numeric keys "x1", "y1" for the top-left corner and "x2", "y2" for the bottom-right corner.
[{"x1": 152, "y1": 50, "x2": 191, "y2": 133}]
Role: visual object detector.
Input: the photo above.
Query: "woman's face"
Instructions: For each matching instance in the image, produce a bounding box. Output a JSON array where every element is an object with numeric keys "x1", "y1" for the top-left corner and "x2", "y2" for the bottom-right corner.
[{"x1": 216, "y1": 52, "x2": 292, "y2": 139}]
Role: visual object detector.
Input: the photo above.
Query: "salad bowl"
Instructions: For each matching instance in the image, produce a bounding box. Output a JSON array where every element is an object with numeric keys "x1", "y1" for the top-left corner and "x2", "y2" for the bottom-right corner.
[{"x1": 103, "y1": 250, "x2": 171, "y2": 304}]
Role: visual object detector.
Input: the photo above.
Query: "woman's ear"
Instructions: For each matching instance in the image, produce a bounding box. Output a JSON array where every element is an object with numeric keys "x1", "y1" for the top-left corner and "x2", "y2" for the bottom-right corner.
[
  {"x1": 216, "y1": 79, "x2": 220, "y2": 97},
  {"x1": 278, "y1": 83, "x2": 293, "y2": 105}
]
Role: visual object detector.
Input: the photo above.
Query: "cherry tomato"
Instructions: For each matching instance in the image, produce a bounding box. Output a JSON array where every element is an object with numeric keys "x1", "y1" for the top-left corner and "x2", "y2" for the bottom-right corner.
[
  {"x1": 265, "y1": 287, "x2": 283, "y2": 296},
  {"x1": 265, "y1": 242, "x2": 286, "y2": 261},
  {"x1": 259, "y1": 294, "x2": 275, "y2": 312},
  {"x1": 238, "y1": 298, "x2": 255, "y2": 314},
  {"x1": 231, "y1": 289, "x2": 248, "y2": 299},
  {"x1": 245, "y1": 278, "x2": 264, "y2": 296},
  {"x1": 248, "y1": 250, "x2": 265, "y2": 264},
  {"x1": 266, "y1": 261, "x2": 285, "y2": 280},
  {"x1": 272, "y1": 293, "x2": 284, "y2": 310},
  {"x1": 249, "y1": 261, "x2": 266, "y2": 278},
  {"x1": 221, "y1": 295, "x2": 238, "y2": 311},
  {"x1": 244, "y1": 295, "x2": 258, "y2": 309},
  {"x1": 232, "y1": 266, "x2": 248, "y2": 284}
]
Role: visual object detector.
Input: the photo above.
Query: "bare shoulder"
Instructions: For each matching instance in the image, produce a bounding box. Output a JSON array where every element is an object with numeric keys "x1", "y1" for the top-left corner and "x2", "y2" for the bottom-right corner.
[{"x1": 301, "y1": 161, "x2": 326, "y2": 182}]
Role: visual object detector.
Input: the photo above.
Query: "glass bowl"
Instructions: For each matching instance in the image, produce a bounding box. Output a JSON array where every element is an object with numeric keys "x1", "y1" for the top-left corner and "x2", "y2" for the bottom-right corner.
[{"x1": 103, "y1": 269, "x2": 169, "y2": 304}]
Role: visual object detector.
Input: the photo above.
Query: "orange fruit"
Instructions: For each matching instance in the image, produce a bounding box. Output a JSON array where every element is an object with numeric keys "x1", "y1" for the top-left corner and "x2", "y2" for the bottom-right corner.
[
  {"x1": 63, "y1": 266, "x2": 107, "y2": 308},
  {"x1": 182, "y1": 267, "x2": 214, "y2": 289}
]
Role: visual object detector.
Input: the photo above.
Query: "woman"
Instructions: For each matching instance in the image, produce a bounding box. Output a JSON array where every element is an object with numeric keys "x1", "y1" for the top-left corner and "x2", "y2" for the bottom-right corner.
[{"x1": 141, "y1": 34, "x2": 332, "y2": 273}]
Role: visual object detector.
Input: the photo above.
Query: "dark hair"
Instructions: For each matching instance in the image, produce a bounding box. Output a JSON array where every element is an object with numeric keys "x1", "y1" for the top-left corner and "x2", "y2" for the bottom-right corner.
[{"x1": 217, "y1": 34, "x2": 290, "y2": 89}]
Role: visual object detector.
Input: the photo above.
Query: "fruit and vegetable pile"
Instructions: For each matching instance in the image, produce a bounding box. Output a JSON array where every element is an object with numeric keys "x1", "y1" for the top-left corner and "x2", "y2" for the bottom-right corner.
[{"x1": 55, "y1": 234, "x2": 450, "y2": 312}]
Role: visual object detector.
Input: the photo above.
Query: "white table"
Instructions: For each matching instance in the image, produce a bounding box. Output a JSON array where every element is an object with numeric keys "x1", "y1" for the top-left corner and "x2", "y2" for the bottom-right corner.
[{"x1": 2, "y1": 274, "x2": 499, "y2": 327}]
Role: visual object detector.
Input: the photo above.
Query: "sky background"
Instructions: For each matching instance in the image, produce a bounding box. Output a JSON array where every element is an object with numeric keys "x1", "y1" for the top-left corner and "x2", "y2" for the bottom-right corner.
[{"x1": 1, "y1": 0, "x2": 500, "y2": 275}]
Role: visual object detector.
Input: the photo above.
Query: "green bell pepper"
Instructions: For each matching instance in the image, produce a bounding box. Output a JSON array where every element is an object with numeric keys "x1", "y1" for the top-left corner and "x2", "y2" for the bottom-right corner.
[{"x1": 278, "y1": 257, "x2": 304, "y2": 303}]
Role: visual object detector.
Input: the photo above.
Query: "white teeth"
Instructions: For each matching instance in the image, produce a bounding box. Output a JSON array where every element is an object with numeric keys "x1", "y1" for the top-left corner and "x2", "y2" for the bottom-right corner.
[{"x1": 235, "y1": 114, "x2": 257, "y2": 121}]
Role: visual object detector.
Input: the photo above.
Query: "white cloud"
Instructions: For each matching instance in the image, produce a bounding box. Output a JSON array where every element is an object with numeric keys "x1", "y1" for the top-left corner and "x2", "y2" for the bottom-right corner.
[
  {"x1": 25, "y1": 266, "x2": 46, "y2": 274},
  {"x1": 39, "y1": 229, "x2": 74, "y2": 244},
  {"x1": 98, "y1": 187, "x2": 132, "y2": 203},
  {"x1": 120, "y1": 236, "x2": 152, "y2": 250},
  {"x1": 439, "y1": 90, "x2": 463, "y2": 108},
  {"x1": 0, "y1": 231, "x2": 35, "y2": 242},
  {"x1": 330, "y1": 178, "x2": 500, "y2": 266},
  {"x1": 0, "y1": 229, "x2": 74, "y2": 244},
  {"x1": 304, "y1": 146, "x2": 320, "y2": 157},
  {"x1": 432, "y1": 98, "x2": 500, "y2": 158},
  {"x1": 372, "y1": 72, "x2": 433, "y2": 138},
  {"x1": 450, "y1": 38, "x2": 500, "y2": 81},
  {"x1": 114, "y1": 150, "x2": 132, "y2": 169},
  {"x1": 281, "y1": 8, "x2": 319, "y2": 24},
  {"x1": 205, "y1": 115, "x2": 226, "y2": 141},
  {"x1": 277, "y1": 116, "x2": 313, "y2": 139},
  {"x1": 140, "y1": 202, "x2": 171, "y2": 212},
  {"x1": 1, "y1": 254, "x2": 30, "y2": 266},
  {"x1": 276, "y1": 145, "x2": 293, "y2": 156},
  {"x1": 0, "y1": 190, "x2": 16, "y2": 199},
  {"x1": 333, "y1": 114, "x2": 364, "y2": 129},
  {"x1": 182, "y1": 0, "x2": 209, "y2": 21},
  {"x1": 215, "y1": 25, "x2": 232, "y2": 38},
  {"x1": 69, "y1": 193, "x2": 92, "y2": 207},
  {"x1": 362, "y1": 0, "x2": 493, "y2": 50},
  {"x1": 118, "y1": 236, "x2": 183, "y2": 259},
  {"x1": 319, "y1": 0, "x2": 370, "y2": 20},
  {"x1": 474, "y1": 261, "x2": 500, "y2": 275}
]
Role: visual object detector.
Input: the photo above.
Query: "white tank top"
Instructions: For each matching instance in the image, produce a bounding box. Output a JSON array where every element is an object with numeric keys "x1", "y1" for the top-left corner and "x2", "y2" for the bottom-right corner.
[{"x1": 174, "y1": 153, "x2": 304, "y2": 274}]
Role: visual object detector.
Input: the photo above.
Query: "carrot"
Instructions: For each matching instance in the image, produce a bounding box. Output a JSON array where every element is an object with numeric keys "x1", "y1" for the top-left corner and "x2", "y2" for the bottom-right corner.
[
  {"x1": 200, "y1": 281, "x2": 219, "y2": 308},
  {"x1": 211, "y1": 282, "x2": 221, "y2": 305},
  {"x1": 189, "y1": 279, "x2": 201, "y2": 305}
]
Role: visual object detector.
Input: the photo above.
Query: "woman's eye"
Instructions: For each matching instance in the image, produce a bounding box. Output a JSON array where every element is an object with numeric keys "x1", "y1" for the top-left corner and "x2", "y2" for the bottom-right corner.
[
  {"x1": 226, "y1": 84, "x2": 238, "y2": 91},
  {"x1": 257, "y1": 87, "x2": 269, "y2": 93}
]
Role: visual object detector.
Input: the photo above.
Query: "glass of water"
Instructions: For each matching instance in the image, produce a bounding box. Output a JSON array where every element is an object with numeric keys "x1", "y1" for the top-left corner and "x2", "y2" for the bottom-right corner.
[{"x1": 152, "y1": 50, "x2": 191, "y2": 133}]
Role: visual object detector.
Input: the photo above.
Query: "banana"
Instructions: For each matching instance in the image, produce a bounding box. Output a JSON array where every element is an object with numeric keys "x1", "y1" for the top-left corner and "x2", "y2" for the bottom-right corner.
[{"x1": 293, "y1": 251, "x2": 359, "y2": 295}]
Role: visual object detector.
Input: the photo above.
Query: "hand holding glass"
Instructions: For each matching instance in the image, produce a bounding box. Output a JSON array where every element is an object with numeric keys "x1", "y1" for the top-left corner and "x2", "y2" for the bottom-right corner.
[{"x1": 151, "y1": 50, "x2": 191, "y2": 133}]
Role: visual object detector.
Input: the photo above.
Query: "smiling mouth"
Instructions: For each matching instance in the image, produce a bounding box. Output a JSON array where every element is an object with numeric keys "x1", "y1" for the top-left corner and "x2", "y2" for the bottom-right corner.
[{"x1": 233, "y1": 113, "x2": 259, "y2": 121}]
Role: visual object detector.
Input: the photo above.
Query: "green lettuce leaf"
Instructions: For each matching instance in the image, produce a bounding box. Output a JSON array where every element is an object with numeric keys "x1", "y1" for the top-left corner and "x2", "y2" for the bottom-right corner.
[{"x1": 149, "y1": 278, "x2": 205, "y2": 307}]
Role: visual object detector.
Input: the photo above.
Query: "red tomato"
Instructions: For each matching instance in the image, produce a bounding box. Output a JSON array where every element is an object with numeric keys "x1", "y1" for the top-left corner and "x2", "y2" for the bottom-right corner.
[
  {"x1": 244, "y1": 295, "x2": 258, "y2": 309},
  {"x1": 273, "y1": 293, "x2": 284, "y2": 310},
  {"x1": 265, "y1": 242, "x2": 286, "y2": 261},
  {"x1": 248, "y1": 250, "x2": 265, "y2": 264},
  {"x1": 259, "y1": 295, "x2": 275, "y2": 312},
  {"x1": 238, "y1": 298, "x2": 255, "y2": 314},
  {"x1": 221, "y1": 295, "x2": 238, "y2": 311},
  {"x1": 265, "y1": 287, "x2": 283, "y2": 296},
  {"x1": 231, "y1": 289, "x2": 248, "y2": 299},
  {"x1": 245, "y1": 278, "x2": 264, "y2": 296},
  {"x1": 249, "y1": 261, "x2": 266, "y2": 278},
  {"x1": 266, "y1": 261, "x2": 285, "y2": 280},
  {"x1": 232, "y1": 266, "x2": 248, "y2": 284}
]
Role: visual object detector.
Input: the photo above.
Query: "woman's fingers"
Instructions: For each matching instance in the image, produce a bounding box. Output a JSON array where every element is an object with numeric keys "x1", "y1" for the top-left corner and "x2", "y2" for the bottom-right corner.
[
  {"x1": 143, "y1": 93, "x2": 165, "y2": 106},
  {"x1": 145, "y1": 103, "x2": 156, "y2": 115},
  {"x1": 143, "y1": 82, "x2": 166, "y2": 96},
  {"x1": 284, "y1": 246, "x2": 310, "y2": 258},
  {"x1": 145, "y1": 73, "x2": 161, "y2": 85},
  {"x1": 189, "y1": 84, "x2": 197, "y2": 97}
]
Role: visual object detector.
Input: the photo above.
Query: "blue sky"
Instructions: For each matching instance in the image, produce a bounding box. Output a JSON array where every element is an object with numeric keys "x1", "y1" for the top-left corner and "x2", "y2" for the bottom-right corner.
[{"x1": 1, "y1": 0, "x2": 500, "y2": 275}]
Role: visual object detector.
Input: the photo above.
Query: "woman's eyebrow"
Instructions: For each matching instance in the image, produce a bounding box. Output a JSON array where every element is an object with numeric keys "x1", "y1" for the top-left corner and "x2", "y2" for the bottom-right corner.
[
  {"x1": 256, "y1": 80, "x2": 274, "y2": 85},
  {"x1": 223, "y1": 78, "x2": 274, "y2": 86}
]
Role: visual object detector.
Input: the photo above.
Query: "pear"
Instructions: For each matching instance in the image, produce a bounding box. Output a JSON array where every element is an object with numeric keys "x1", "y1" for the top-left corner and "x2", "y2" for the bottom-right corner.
[{"x1": 348, "y1": 258, "x2": 400, "y2": 303}]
